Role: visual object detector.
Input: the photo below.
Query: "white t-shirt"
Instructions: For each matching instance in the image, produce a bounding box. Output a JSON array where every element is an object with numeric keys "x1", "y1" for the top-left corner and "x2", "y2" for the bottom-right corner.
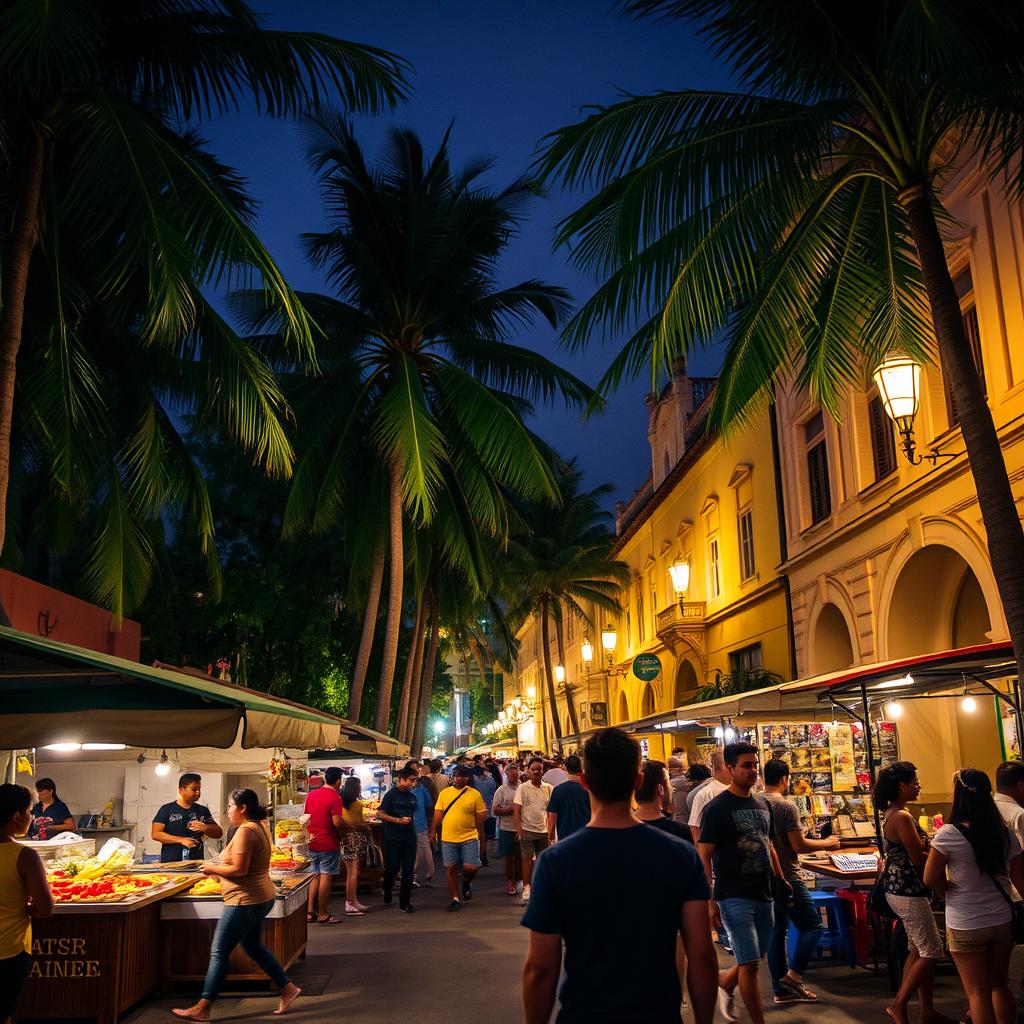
[
  {"x1": 492, "y1": 782, "x2": 520, "y2": 832},
  {"x1": 930, "y1": 823, "x2": 1022, "y2": 929},
  {"x1": 995, "y1": 793, "x2": 1024, "y2": 842},
  {"x1": 514, "y1": 781, "x2": 553, "y2": 833},
  {"x1": 542, "y1": 768, "x2": 569, "y2": 788},
  {"x1": 688, "y1": 778, "x2": 728, "y2": 830}
]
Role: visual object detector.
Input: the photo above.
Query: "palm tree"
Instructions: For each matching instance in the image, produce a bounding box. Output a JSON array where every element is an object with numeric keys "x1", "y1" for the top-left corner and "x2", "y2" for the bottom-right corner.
[
  {"x1": 0, "y1": 1, "x2": 408, "y2": 578},
  {"x1": 274, "y1": 116, "x2": 593, "y2": 734},
  {"x1": 509, "y1": 463, "x2": 630, "y2": 750},
  {"x1": 539, "y1": 1, "x2": 1024, "y2": 686}
]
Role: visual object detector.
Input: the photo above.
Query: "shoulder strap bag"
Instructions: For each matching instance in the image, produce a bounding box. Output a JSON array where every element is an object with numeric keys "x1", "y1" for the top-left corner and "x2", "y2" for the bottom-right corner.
[{"x1": 440, "y1": 786, "x2": 470, "y2": 824}]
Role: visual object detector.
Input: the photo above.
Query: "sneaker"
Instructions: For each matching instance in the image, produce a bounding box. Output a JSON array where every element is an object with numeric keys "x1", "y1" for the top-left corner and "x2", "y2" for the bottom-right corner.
[
  {"x1": 521, "y1": 884, "x2": 531, "y2": 903},
  {"x1": 411, "y1": 881, "x2": 421, "y2": 889},
  {"x1": 505, "y1": 881, "x2": 517, "y2": 896},
  {"x1": 354, "y1": 900, "x2": 370, "y2": 912},
  {"x1": 399, "y1": 904, "x2": 416, "y2": 914},
  {"x1": 516, "y1": 879, "x2": 524, "y2": 893},
  {"x1": 717, "y1": 987, "x2": 739, "y2": 1023},
  {"x1": 447, "y1": 898, "x2": 460, "y2": 912},
  {"x1": 345, "y1": 902, "x2": 364, "y2": 916},
  {"x1": 462, "y1": 881, "x2": 473, "y2": 902},
  {"x1": 382, "y1": 890, "x2": 393, "y2": 905}
]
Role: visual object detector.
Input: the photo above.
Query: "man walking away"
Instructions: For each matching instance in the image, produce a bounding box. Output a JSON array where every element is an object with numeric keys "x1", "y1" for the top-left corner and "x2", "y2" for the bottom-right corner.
[
  {"x1": 762, "y1": 758, "x2": 840, "y2": 1003},
  {"x1": 994, "y1": 760, "x2": 1024, "y2": 845},
  {"x1": 699, "y1": 742, "x2": 788, "y2": 1024},
  {"x1": 432, "y1": 765, "x2": 486, "y2": 911},
  {"x1": 493, "y1": 762, "x2": 523, "y2": 895},
  {"x1": 429, "y1": 758, "x2": 450, "y2": 795},
  {"x1": 521, "y1": 728, "x2": 717, "y2": 1024},
  {"x1": 546, "y1": 755, "x2": 591, "y2": 843},
  {"x1": 411, "y1": 772, "x2": 436, "y2": 888},
  {"x1": 688, "y1": 750, "x2": 730, "y2": 843},
  {"x1": 377, "y1": 767, "x2": 420, "y2": 913},
  {"x1": 473, "y1": 760, "x2": 497, "y2": 866},
  {"x1": 684, "y1": 764, "x2": 712, "y2": 818},
  {"x1": 514, "y1": 758, "x2": 553, "y2": 902},
  {"x1": 417, "y1": 761, "x2": 439, "y2": 802},
  {"x1": 302, "y1": 766, "x2": 344, "y2": 925},
  {"x1": 542, "y1": 754, "x2": 569, "y2": 788}
]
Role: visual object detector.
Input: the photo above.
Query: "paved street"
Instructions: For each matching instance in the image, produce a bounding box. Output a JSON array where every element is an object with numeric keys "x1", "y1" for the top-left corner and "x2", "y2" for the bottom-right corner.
[{"x1": 122, "y1": 857, "x2": 993, "y2": 1024}]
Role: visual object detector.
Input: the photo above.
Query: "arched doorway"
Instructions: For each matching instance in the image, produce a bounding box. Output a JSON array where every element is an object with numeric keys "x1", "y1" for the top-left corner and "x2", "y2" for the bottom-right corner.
[
  {"x1": 886, "y1": 545, "x2": 992, "y2": 658},
  {"x1": 617, "y1": 690, "x2": 629, "y2": 723},
  {"x1": 640, "y1": 683, "x2": 656, "y2": 717},
  {"x1": 674, "y1": 661, "x2": 699, "y2": 706},
  {"x1": 813, "y1": 603, "x2": 856, "y2": 674}
]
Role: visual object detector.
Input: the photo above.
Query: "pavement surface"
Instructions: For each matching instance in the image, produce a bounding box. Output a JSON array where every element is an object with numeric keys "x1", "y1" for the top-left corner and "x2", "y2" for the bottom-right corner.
[{"x1": 124, "y1": 856, "x2": 1012, "y2": 1024}]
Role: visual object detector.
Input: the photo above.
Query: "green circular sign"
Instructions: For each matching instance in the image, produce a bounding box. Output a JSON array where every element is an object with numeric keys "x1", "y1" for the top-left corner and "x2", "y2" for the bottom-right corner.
[{"x1": 632, "y1": 653, "x2": 663, "y2": 681}]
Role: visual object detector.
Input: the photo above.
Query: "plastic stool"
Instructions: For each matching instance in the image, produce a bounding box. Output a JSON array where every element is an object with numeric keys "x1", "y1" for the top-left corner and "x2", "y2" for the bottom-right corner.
[
  {"x1": 789, "y1": 890, "x2": 856, "y2": 968},
  {"x1": 836, "y1": 887, "x2": 872, "y2": 964}
]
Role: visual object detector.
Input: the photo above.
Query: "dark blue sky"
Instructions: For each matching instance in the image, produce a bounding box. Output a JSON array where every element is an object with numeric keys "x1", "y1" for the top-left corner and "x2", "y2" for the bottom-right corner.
[{"x1": 205, "y1": 1, "x2": 731, "y2": 507}]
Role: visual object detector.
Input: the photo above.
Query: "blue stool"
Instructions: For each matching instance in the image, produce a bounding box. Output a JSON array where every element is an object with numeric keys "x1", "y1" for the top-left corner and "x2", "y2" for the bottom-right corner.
[{"x1": 789, "y1": 890, "x2": 856, "y2": 968}]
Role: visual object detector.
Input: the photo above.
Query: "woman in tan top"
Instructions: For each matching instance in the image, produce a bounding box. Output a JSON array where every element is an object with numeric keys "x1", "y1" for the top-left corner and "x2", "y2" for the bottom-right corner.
[{"x1": 173, "y1": 790, "x2": 300, "y2": 1020}]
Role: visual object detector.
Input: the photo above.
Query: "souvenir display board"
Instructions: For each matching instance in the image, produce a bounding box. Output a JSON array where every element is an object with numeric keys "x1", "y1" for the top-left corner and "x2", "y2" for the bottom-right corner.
[{"x1": 759, "y1": 720, "x2": 897, "y2": 836}]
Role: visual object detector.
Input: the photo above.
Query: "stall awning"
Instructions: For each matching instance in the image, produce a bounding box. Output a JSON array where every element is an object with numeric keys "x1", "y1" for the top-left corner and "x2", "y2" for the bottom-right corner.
[
  {"x1": 0, "y1": 626, "x2": 343, "y2": 749},
  {"x1": 310, "y1": 722, "x2": 409, "y2": 760}
]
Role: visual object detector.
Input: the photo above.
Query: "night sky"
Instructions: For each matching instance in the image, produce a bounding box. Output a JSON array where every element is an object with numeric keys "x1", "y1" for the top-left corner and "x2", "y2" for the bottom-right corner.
[{"x1": 205, "y1": 1, "x2": 732, "y2": 508}]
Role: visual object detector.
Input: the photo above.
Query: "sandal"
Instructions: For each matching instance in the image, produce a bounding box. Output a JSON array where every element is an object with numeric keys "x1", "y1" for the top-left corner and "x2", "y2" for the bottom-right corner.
[
  {"x1": 778, "y1": 977, "x2": 817, "y2": 1002},
  {"x1": 306, "y1": 912, "x2": 316, "y2": 922},
  {"x1": 316, "y1": 915, "x2": 341, "y2": 925}
]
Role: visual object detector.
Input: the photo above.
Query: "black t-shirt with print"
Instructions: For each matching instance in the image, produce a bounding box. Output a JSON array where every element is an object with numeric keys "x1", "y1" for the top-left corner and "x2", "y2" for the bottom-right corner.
[{"x1": 699, "y1": 790, "x2": 775, "y2": 902}]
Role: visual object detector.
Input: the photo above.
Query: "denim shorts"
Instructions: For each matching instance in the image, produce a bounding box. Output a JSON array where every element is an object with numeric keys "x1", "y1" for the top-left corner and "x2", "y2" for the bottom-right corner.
[
  {"x1": 718, "y1": 897, "x2": 774, "y2": 965},
  {"x1": 441, "y1": 839, "x2": 481, "y2": 868},
  {"x1": 309, "y1": 848, "x2": 340, "y2": 875}
]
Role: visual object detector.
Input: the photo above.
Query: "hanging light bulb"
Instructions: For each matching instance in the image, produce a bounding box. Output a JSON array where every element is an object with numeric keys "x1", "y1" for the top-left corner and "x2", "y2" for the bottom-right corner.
[
  {"x1": 961, "y1": 695, "x2": 977, "y2": 713},
  {"x1": 724, "y1": 726, "x2": 736, "y2": 743},
  {"x1": 154, "y1": 750, "x2": 171, "y2": 776},
  {"x1": 887, "y1": 701, "x2": 904, "y2": 720},
  {"x1": 713, "y1": 725, "x2": 724, "y2": 740}
]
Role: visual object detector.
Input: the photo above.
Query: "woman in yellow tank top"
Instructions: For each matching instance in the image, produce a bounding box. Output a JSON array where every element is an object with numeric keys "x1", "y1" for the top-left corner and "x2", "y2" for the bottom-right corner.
[
  {"x1": 172, "y1": 789, "x2": 300, "y2": 1021},
  {"x1": 0, "y1": 784, "x2": 54, "y2": 1024}
]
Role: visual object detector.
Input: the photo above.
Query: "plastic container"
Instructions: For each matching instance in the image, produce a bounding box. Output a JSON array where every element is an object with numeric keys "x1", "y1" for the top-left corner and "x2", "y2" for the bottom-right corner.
[{"x1": 14, "y1": 836, "x2": 95, "y2": 865}]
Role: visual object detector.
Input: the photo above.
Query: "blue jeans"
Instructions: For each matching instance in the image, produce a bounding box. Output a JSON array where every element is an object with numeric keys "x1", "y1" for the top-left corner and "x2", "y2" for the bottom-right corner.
[
  {"x1": 768, "y1": 879, "x2": 823, "y2": 991},
  {"x1": 718, "y1": 897, "x2": 774, "y2": 965},
  {"x1": 201, "y1": 900, "x2": 289, "y2": 1000}
]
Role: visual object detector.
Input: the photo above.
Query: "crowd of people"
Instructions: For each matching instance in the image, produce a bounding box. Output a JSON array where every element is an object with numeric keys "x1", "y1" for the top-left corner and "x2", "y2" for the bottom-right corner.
[{"x1": 7, "y1": 737, "x2": 1024, "y2": 1023}]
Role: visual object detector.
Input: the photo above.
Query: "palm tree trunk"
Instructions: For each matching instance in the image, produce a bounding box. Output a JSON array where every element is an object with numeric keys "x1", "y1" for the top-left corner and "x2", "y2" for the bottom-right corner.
[
  {"x1": 347, "y1": 543, "x2": 384, "y2": 723},
  {"x1": 411, "y1": 595, "x2": 440, "y2": 757},
  {"x1": 395, "y1": 593, "x2": 425, "y2": 744},
  {"x1": 554, "y1": 607, "x2": 582, "y2": 737},
  {"x1": 540, "y1": 598, "x2": 564, "y2": 753},
  {"x1": 400, "y1": 595, "x2": 428, "y2": 743},
  {"x1": 374, "y1": 456, "x2": 404, "y2": 734},
  {"x1": 902, "y1": 185, "x2": 1024, "y2": 685},
  {"x1": 0, "y1": 125, "x2": 46, "y2": 560}
]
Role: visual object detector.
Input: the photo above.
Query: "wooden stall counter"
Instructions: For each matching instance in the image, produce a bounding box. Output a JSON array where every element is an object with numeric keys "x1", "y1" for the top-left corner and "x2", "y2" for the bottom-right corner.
[
  {"x1": 799, "y1": 847, "x2": 879, "y2": 885},
  {"x1": 17, "y1": 877, "x2": 196, "y2": 1024},
  {"x1": 159, "y1": 875, "x2": 312, "y2": 989}
]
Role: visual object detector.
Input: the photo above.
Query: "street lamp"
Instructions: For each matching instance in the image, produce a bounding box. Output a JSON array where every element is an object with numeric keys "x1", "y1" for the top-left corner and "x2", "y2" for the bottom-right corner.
[
  {"x1": 554, "y1": 664, "x2": 565, "y2": 684},
  {"x1": 581, "y1": 638, "x2": 594, "y2": 667},
  {"x1": 873, "y1": 351, "x2": 953, "y2": 466},
  {"x1": 527, "y1": 685, "x2": 537, "y2": 700},
  {"x1": 601, "y1": 624, "x2": 617, "y2": 665},
  {"x1": 668, "y1": 558, "x2": 690, "y2": 601}
]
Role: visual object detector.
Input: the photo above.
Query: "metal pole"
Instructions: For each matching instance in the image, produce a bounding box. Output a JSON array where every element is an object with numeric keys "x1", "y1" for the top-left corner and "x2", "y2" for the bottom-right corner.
[{"x1": 860, "y1": 679, "x2": 883, "y2": 847}]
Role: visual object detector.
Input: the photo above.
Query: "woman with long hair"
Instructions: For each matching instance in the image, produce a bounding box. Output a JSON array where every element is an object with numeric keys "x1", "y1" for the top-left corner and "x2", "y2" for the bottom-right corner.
[
  {"x1": 874, "y1": 761, "x2": 953, "y2": 1024},
  {"x1": 173, "y1": 789, "x2": 300, "y2": 1021},
  {"x1": 0, "y1": 784, "x2": 53, "y2": 1024},
  {"x1": 339, "y1": 776, "x2": 370, "y2": 916},
  {"x1": 924, "y1": 768, "x2": 1024, "y2": 1024}
]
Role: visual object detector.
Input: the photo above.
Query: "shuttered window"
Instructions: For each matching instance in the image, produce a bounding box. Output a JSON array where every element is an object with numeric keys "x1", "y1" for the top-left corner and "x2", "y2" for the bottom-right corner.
[
  {"x1": 738, "y1": 508, "x2": 756, "y2": 580},
  {"x1": 942, "y1": 267, "x2": 986, "y2": 427},
  {"x1": 708, "y1": 536, "x2": 721, "y2": 598},
  {"x1": 804, "y1": 412, "x2": 831, "y2": 524},
  {"x1": 868, "y1": 395, "x2": 897, "y2": 481}
]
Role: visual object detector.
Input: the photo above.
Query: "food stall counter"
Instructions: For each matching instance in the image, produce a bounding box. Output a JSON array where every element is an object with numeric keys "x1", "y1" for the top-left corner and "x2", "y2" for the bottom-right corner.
[
  {"x1": 159, "y1": 875, "x2": 312, "y2": 988},
  {"x1": 799, "y1": 848, "x2": 879, "y2": 885}
]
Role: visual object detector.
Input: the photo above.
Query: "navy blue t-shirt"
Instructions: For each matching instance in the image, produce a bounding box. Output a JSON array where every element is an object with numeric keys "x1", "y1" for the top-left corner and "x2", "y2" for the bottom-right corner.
[
  {"x1": 30, "y1": 799, "x2": 73, "y2": 838},
  {"x1": 521, "y1": 824, "x2": 709, "y2": 1023},
  {"x1": 152, "y1": 801, "x2": 215, "y2": 861},
  {"x1": 546, "y1": 780, "x2": 591, "y2": 840},
  {"x1": 378, "y1": 787, "x2": 419, "y2": 842}
]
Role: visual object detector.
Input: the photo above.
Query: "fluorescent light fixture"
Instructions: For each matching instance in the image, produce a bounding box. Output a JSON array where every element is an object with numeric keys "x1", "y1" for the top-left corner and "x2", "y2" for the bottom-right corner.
[
  {"x1": 877, "y1": 675, "x2": 914, "y2": 690},
  {"x1": 82, "y1": 743, "x2": 127, "y2": 751},
  {"x1": 42, "y1": 742, "x2": 81, "y2": 752}
]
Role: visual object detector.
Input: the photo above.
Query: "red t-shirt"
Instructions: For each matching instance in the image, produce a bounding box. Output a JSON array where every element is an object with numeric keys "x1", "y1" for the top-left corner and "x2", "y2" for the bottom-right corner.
[{"x1": 304, "y1": 786, "x2": 343, "y2": 852}]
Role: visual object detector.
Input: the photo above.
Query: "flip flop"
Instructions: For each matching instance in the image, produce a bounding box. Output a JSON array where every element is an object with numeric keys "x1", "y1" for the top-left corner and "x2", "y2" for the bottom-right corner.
[
  {"x1": 171, "y1": 1010, "x2": 210, "y2": 1021},
  {"x1": 273, "y1": 987, "x2": 302, "y2": 1016},
  {"x1": 306, "y1": 912, "x2": 316, "y2": 922},
  {"x1": 316, "y1": 915, "x2": 341, "y2": 925}
]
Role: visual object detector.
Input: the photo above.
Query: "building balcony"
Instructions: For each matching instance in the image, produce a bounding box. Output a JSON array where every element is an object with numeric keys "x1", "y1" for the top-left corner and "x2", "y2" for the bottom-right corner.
[{"x1": 655, "y1": 601, "x2": 706, "y2": 645}]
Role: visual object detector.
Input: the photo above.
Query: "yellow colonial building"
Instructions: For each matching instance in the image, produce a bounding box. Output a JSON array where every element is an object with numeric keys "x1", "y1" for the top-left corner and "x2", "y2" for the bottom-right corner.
[{"x1": 507, "y1": 361, "x2": 792, "y2": 759}]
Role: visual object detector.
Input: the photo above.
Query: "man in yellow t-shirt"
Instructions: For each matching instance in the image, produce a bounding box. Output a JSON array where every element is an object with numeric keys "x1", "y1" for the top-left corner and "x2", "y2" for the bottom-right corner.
[{"x1": 432, "y1": 765, "x2": 486, "y2": 911}]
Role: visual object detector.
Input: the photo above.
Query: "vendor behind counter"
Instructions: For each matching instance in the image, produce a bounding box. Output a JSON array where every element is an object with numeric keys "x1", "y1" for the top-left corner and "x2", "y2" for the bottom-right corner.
[
  {"x1": 28, "y1": 779, "x2": 74, "y2": 839},
  {"x1": 152, "y1": 773, "x2": 223, "y2": 861}
]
